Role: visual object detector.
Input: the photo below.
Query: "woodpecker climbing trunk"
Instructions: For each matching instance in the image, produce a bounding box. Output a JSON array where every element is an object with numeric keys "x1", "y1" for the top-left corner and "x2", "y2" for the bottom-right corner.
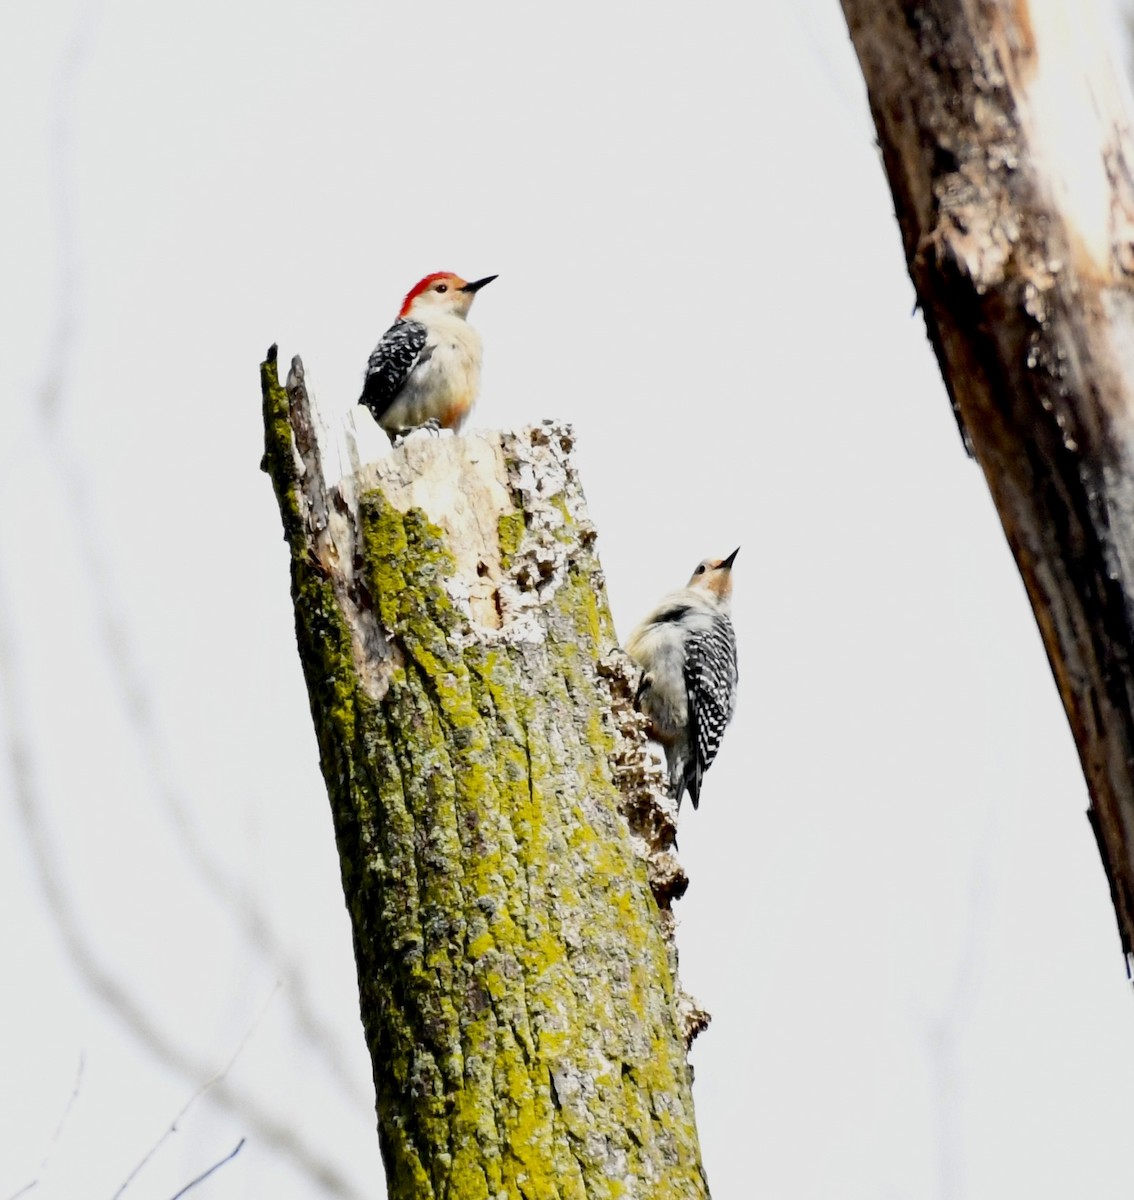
[
  {"x1": 259, "y1": 349, "x2": 708, "y2": 1199},
  {"x1": 839, "y1": 0, "x2": 1134, "y2": 962}
]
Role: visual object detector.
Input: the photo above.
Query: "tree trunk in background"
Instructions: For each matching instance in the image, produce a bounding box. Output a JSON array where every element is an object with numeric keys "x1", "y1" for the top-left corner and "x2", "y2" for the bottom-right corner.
[
  {"x1": 840, "y1": 0, "x2": 1134, "y2": 962},
  {"x1": 259, "y1": 349, "x2": 708, "y2": 1199}
]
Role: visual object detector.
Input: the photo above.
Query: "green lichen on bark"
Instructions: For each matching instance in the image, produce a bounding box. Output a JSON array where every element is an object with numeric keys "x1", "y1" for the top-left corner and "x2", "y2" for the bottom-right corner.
[
  {"x1": 260, "y1": 351, "x2": 708, "y2": 1199},
  {"x1": 259, "y1": 350, "x2": 303, "y2": 544}
]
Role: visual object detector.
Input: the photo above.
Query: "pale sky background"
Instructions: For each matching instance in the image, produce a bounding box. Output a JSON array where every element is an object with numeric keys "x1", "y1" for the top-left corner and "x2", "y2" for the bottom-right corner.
[{"x1": 5, "y1": 2, "x2": 1134, "y2": 1197}]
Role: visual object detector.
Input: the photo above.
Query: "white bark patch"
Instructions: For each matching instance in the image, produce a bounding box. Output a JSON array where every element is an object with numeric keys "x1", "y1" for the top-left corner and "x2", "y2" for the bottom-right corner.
[
  {"x1": 1023, "y1": 0, "x2": 1126, "y2": 279},
  {"x1": 348, "y1": 430, "x2": 514, "y2": 634},
  {"x1": 494, "y1": 421, "x2": 598, "y2": 643}
]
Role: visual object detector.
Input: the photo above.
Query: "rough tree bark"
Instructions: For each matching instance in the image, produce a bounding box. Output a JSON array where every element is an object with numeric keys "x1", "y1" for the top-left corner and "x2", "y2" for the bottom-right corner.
[
  {"x1": 259, "y1": 348, "x2": 709, "y2": 1199},
  {"x1": 839, "y1": 0, "x2": 1134, "y2": 960}
]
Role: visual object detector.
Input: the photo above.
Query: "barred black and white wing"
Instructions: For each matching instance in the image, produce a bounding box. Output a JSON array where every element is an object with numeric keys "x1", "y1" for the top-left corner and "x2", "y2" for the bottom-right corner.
[
  {"x1": 358, "y1": 318, "x2": 429, "y2": 422},
  {"x1": 682, "y1": 615, "x2": 738, "y2": 809}
]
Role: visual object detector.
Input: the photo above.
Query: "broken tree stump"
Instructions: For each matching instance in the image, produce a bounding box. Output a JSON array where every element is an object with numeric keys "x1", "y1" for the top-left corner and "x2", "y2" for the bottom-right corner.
[{"x1": 260, "y1": 347, "x2": 710, "y2": 1199}]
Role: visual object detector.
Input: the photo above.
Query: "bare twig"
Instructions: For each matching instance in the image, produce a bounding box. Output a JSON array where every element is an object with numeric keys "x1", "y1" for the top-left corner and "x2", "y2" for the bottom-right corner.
[
  {"x1": 111, "y1": 986, "x2": 277, "y2": 1200},
  {"x1": 4, "y1": 1050, "x2": 87, "y2": 1199},
  {"x1": 37, "y1": 0, "x2": 103, "y2": 425},
  {"x1": 40, "y1": 1052, "x2": 85, "y2": 1174},
  {"x1": 3, "y1": 5, "x2": 366, "y2": 1197},
  {"x1": 0, "y1": 570, "x2": 365, "y2": 1200},
  {"x1": 167, "y1": 1139, "x2": 245, "y2": 1200},
  {"x1": 50, "y1": 442, "x2": 369, "y2": 1110},
  {"x1": 19, "y1": 0, "x2": 369, "y2": 1137},
  {"x1": 30, "y1": 0, "x2": 365, "y2": 1103}
]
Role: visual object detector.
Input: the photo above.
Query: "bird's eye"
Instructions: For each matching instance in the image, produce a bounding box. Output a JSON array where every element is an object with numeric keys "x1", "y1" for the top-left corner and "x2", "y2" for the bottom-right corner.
[
  {"x1": 694, "y1": 564, "x2": 706, "y2": 575},
  {"x1": 435, "y1": 284, "x2": 448, "y2": 293}
]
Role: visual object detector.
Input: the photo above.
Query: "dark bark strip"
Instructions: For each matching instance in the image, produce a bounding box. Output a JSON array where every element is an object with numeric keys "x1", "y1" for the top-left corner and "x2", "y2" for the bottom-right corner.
[{"x1": 841, "y1": 1, "x2": 1134, "y2": 960}]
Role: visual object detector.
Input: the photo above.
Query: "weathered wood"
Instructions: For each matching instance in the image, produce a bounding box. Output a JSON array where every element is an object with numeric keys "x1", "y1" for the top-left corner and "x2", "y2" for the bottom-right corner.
[
  {"x1": 259, "y1": 348, "x2": 708, "y2": 1199},
  {"x1": 839, "y1": 0, "x2": 1134, "y2": 960}
]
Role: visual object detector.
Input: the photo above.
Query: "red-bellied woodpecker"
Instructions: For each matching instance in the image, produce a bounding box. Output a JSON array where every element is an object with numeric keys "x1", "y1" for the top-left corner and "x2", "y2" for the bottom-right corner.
[
  {"x1": 358, "y1": 271, "x2": 496, "y2": 439},
  {"x1": 625, "y1": 548, "x2": 739, "y2": 810}
]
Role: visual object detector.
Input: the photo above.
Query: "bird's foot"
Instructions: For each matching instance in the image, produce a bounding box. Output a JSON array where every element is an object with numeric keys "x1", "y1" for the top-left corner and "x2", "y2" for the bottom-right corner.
[{"x1": 389, "y1": 420, "x2": 448, "y2": 447}]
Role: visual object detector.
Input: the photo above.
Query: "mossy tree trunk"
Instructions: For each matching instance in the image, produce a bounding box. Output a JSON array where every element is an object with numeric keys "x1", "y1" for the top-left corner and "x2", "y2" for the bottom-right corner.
[
  {"x1": 260, "y1": 349, "x2": 708, "y2": 1199},
  {"x1": 840, "y1": 0, "x2": 1134, "y2": 962}
]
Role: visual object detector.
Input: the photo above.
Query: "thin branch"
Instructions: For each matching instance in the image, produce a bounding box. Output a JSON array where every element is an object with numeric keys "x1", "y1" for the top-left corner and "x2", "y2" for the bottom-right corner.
[
  {"x1": 32, "y1": 0, "x2": 366, "y2": 1112},
  {"x1": 110, "y1": 986, "x2": 277, "y2": 1200},
  {"x1": 4, "y1": 1022, "x2": 84, "y2": 1200},
  {"x1": 37, "y1": 0, "x2": 103, "y2": 425},
  {"x1": 50, "y1": 441, "x2": 369, "y2": 1110},
  {"x1": 39, "y1": 1052, "x2": 85, "y2": 1174},
  {"x1": 167, "y1": 1139, "x2": 245, "y2": 1200},
  {"x1": 3, "y1": 8, "x2": 365, "y2": 1197},
  {"x1": 0, "y1": 569, "x2": 365, "y2": 1200}
]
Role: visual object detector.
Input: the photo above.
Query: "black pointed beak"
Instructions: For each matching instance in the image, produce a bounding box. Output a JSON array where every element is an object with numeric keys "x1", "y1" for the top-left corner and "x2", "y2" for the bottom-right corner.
[
  {"x1": 721, "y1": 546, "x2": 740, "y2": 569},
  {"x1": 461, "y1": 275, "x2": 498, "y2": 293}
]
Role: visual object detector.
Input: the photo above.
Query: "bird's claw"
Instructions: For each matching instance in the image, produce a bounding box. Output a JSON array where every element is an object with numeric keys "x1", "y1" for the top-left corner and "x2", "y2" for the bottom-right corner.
[{"x1": 390, "y1": 419, "x2": 446, "y2": 448}]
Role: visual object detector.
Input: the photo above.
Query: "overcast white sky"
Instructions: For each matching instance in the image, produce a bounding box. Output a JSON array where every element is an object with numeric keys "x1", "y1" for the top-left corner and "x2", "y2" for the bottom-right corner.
[{"x1": 5, "y1": 2, "x2": 1134, "y2": 1197}]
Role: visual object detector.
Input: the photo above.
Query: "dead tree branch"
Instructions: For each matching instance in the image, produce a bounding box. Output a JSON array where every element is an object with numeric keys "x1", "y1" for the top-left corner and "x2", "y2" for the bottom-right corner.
[{"x1": 840, "y1": 0, "x2": 1134, "y2": 961}]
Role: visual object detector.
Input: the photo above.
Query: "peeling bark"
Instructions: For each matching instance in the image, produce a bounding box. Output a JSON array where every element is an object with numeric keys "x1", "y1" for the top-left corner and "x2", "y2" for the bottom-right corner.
[
  {"x1": 840, "y1": 0, "x2": 1134, "y2": 961},
  {"x1": 259, "y1": 348, "x2": 709, "y2": 1198}
]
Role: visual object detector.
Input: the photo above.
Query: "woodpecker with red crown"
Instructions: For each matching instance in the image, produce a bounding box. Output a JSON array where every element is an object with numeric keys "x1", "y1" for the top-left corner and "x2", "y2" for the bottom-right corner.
[
  {"x1": 626, "y1": 549, "x2": 740, "y2": 811},
  {"x1": 358, "y1": 271, "x2": 497, "y2": 440}
]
